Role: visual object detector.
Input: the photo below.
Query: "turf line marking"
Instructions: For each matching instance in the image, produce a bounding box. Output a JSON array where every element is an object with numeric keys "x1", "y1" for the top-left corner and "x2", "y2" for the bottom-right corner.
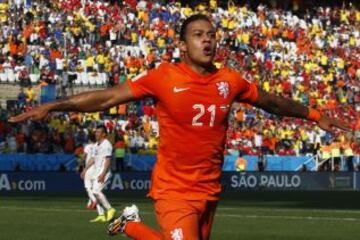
[
  {"x1": 219, "y1": 207, "x2": 360, "y2": 214},
  {"x1": 217, "y1": 214, "x2": 360, "y2": 222},
  {"x1": 4, "y1": 203, "x2": 360, "y2": 214},
  {"x1": 0, "y1": 206, "x2": 90, "y2": 213},
  {"x1": 1, "y1": 206, "x2": 360, "y2": 222}
]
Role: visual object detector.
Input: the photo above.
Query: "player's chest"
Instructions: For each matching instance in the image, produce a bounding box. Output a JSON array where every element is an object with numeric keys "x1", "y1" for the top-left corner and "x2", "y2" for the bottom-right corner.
[
  {"x1": 157, "y1": 77, "x2": 236, "y2": 125},
  {"x1": 93, "y1": 144, "x2": 105, "y2": 157}
]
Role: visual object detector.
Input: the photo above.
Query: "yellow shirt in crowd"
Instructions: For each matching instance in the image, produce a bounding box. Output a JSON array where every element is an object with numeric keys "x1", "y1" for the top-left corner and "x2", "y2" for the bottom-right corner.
[{"x1": 0, "y1": 3, "x2": 9, "y2": 22}]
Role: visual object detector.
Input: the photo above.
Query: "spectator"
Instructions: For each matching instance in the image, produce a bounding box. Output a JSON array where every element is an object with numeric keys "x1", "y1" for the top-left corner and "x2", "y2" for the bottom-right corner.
[
  {"x1": 0, "y1": 0, "x2": 358, "y2": 166},
  {"x1": 256, "y1": 153, "x2": 267, "y2": 172},
  {"x1": 114, "y1": 135, "x2": 126, "y2": 171}
]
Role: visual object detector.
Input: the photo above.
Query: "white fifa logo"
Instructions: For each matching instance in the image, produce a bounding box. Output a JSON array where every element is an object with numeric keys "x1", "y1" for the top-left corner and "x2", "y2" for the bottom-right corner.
[{"x1": 170, "y1": 228, "x2": 183, "y2": 240}]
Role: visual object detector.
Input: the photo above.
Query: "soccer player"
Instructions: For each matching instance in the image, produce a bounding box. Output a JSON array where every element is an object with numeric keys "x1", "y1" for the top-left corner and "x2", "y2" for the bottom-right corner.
[
  {"x1": 9, "y1": 14, "x2": 350, "y2": 239},
  {"x1": 80, "y1": 133, "x2": 97, "y2": 210},
  {"x1": 89, "y1": 126, "x2": 116, "y2": 222}
]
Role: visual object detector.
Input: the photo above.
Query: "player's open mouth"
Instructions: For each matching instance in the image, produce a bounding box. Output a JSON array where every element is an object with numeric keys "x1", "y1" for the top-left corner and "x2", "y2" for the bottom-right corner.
[{"x1": 203, "y1": 46, "x2": 213, "y2": 56}]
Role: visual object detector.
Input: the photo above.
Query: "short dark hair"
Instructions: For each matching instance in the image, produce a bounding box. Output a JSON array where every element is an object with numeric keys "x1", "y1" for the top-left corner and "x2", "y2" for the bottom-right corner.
[
  {"x1": 179, "y1": 14, "x2": 212, "y2": 41},
  {"x1": 96, "y1": 125, "x2": 107, "y2": 135},
  {"x1": 88, "y1": 133, "x2": 96, "y2": 142}
]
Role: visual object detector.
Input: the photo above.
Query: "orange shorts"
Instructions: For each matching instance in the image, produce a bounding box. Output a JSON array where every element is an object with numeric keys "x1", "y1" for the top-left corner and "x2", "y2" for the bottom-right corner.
[{"x1": 154, "y1": 199, "x2": 218, "y2": 240}]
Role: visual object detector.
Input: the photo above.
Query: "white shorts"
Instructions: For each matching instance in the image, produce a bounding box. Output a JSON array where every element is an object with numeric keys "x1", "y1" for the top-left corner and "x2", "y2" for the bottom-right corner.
[
  {"x1": 92, "y1": 171, "x2": 112, "y2": 194},
  {"x1": 84, "y1": 166, "x2": 96, "y2": 189}
]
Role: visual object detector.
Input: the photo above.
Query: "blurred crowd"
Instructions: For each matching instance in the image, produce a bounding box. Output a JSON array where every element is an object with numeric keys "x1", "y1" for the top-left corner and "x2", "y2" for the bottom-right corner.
[{"x1": 0, "y1": 0, "x2": 359, "y2": 159}]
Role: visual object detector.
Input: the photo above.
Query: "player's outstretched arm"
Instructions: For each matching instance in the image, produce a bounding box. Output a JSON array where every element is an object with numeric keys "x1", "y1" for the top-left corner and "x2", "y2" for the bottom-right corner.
[
  {"x1": 252, "y1": 88, "x2": 351, "y2": 134},
  {"x1": 8, "y1": 81, "x2": 136, "y2": 123}
]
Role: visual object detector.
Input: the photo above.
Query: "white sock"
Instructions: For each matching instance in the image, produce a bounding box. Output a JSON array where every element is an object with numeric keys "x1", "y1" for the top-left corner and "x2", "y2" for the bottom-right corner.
[
  {"x1": 95, "y1": 191, "x2": 112, "y2": 210},
  {"x1": 86, "y1": 188, "x2": 97, "y2": 203},
  {"x1": 96, "y1": 204, "x2": 105, "y2": 216}
]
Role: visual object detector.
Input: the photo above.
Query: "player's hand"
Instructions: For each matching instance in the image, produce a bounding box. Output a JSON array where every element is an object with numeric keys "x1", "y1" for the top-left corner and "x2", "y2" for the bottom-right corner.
[
  {"x1": 318, "y1": 115, "x2": 351, "y2": 134},
  {"x1": 107, "y1": 217, "x2": 122, "y2": 236},
  {"x1": 98, "y1": 173, "x2": 105, "y2": 183},
  {"x1": 80, "y1": 170, "x2": 86, "y2": 179},
  {"x1": 8, "y1": 105, "x2": 50, "y2": 123}
]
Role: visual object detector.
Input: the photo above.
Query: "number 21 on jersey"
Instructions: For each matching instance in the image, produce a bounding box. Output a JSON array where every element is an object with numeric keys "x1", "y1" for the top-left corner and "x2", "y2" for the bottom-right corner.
[{"x1": 192, "y1": 104, "x2": 216, "y2": 127}]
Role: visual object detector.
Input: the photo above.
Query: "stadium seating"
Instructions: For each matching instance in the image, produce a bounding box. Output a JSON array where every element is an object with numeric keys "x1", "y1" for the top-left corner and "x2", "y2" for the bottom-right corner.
[
  {"x1": 0, "y1": 72, "x2": 7, "y2": 82},
  {"x1": 93, "y1": 73, "x2": 107, "y2": 86},
  {"x1": 7, "y1": 70, "x2": 16, "y2": 83},
  {"x1": 29, "y1": 74, "x2": 40, "y2": 84},
  {"x1": 88, "y1": 74, "x2": 96, "y2": 86},
  {"x1": 81, "y1": 72, "x2": 89, "y2": 85},
  {"x1": 0, "y1": 0, "x2": 358, "y2": 162},
  {"x1": 75, "y1": 72, "x2": 82, "y2": 85}
]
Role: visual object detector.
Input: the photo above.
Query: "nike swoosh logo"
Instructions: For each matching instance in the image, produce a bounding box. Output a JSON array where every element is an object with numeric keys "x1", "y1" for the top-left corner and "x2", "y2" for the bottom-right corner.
[{"x1": 173, "y1": 87, "x2": 190, "y2": 93}]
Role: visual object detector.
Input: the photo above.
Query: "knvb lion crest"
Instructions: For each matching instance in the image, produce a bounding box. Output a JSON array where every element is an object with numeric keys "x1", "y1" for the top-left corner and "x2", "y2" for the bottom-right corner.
[{"x1": 216, "y1": 81, "x2": 229, "y2": 99}]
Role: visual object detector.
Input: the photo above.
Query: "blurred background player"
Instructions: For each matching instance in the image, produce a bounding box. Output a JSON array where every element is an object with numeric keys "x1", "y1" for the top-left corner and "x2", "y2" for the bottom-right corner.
[
  {"x1": 89, "y1": 126, "x2": 116, "y2": 223},
  {"x1": 80, "y1": 133, "x2": 97, "y2": 210}
]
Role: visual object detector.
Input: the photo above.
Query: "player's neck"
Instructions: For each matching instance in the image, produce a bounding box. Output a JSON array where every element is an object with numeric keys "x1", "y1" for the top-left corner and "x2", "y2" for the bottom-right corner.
[
  {"x1": 182, "y1": 59, "x2": 215, "y2": 76},
  {"x1": 97, "y1": 138, "x2": 105, "y2": 145}
]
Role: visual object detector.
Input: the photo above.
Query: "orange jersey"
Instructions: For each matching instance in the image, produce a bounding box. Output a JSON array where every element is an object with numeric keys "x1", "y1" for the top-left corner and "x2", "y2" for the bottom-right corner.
[{"x1": 128, "y1": 62, "x2": 258, "y2": 200}]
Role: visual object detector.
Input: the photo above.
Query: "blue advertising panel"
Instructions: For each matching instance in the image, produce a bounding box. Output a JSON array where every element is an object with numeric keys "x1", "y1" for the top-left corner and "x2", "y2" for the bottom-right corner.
[
  {"x1": 0, "y1": 154, "x2": 77, "y2": 171},
  {"x1": 0, "y1": 172, "x2": 151, "y2": 193},
  {"x1": 1, "y1": 154, "x2": 314, "y2": 171},
  {"x1": 222, "y1": 172, "x2": 355, "y2": 191},
  {"x1": 223, "y1": 156, "x2": 311, "y2": 171},
  {"x1": 0, "y1": 172, "x2": 357, "y2": 193},
  {"x1": 0, "y1": 172, "x2": 82, "y2": 192},
  {"x1": 356, "y1": 172, "x2": 360, "y2": 190},
  {"x1": 125, "y1": 154, "x2": 156, "y2": 171}
]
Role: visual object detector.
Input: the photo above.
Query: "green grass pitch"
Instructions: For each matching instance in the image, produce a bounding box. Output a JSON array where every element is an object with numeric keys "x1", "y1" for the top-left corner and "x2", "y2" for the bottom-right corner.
[{"x1": 1, "y1": 191, "x2": 360, "y2": 240}]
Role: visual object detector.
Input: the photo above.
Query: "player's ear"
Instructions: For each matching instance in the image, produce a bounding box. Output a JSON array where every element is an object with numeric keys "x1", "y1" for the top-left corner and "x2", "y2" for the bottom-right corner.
[{"x1": 178, "y1": 40, "x2": 187, "y2": 53}]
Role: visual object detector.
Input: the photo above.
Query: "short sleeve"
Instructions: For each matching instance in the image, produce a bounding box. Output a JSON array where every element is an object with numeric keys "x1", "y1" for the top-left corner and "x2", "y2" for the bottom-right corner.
[
  {"x1": 237, "y1": 81, "x2": 258, "y2": 103},
  {"x1": 104, "y1": 141, "x2": 113, "y2": 158},
  {"x1": 127, "y1": 65, "x2": 163, "y2": 99},
  {"x1": 236, "y1": 74, "x2": 258, "y2": 104},
  {"x1": 84, "y1": 145, "x2": 89, "y2": 154}
]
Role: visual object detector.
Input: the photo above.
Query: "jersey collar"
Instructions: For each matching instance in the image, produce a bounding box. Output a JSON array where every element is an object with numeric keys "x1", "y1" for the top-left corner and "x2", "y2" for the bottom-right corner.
[{"x1": 177, "y1": 62, "x2": 219, "y2": 84}]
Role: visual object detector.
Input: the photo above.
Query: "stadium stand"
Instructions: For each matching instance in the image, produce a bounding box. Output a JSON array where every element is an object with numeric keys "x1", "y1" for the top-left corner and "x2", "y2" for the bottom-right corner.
[{"x1": 0, "y1": 0, "x2": 358, "y2": 171}]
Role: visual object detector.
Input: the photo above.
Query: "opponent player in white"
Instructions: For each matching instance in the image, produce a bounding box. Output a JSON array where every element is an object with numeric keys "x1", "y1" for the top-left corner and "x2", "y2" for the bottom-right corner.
[
  {"x1": 88, "y1": 125, "x2": 116, "y2": 222},
  {"x1": 80, "y1": 133, "x2": 97, "y2": 210}
]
